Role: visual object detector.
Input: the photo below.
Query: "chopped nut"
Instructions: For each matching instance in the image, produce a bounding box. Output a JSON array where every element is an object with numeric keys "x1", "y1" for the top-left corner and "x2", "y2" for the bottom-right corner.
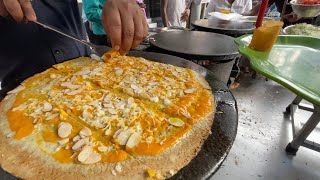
[
  {"x1": 72, "y1": 137, "x2": 89, "y2": 151},
  {"x1": 150, "y1": 96, "x2": 159, "y2": 103},
  {"x1": 66, "y1": 89, "x2": 82, "y2": 96},
  {"x1": 50, "y1": 74, "x2": 57, "y2": 79},
  {"x1": 108, "y1": 108, "x2": 117, "y2": 115},
  {"x1": 12, "y1": 104, "x2": 27, "y2": 112},
  {"x1": 33, "y1": 117, "x2": 41, "y2": 124},
  {"x1": 168, "y1": 118, "x2": 185, "y2": 127},
  {"x1": 130, "y1": 84, "x2": 138, "y2": 90},
  {"x1": 82, "y1": 109, "x2": 92, "y2": 120},
  {"x1": 114, "y1": 68, "x2": 123, "y2": 76},
  {"x1": 148, "y1": 81, "x2": 159, "y2": 86},
  {"x1": 58, "y1": 122, "x2": 72, "y2": 138},
  {"x1": 75, "y1": 69, "x2": 91, "y2": 76},
  {"x1": 83, "y1": 152, "x2": 102, "y2": 164},
  {"x1": 98, "y1": 145, "x2": 109, "y2": 152},
  {"x1": 117, "y1": 129, "x2": 134, "y2": 145},
  {"x1": 126, "y1": 132, "x2": 141, "y2": 148},
  {"x1": 105, "y1": 128, "x2": 112, "y2": 136},
  {"x1": 73, "y1": 135, "x2": 81, "y2": 142},
  {"x1": 184, "y1": 87, "x2": 197, "y2": 94},
  {"x1": 163, "y1": 98, "x2": 171, "y2": 106},
  {"x1": 43, "y1": 102, "x2": 53, "y2": 112},
  {"x1": 78, "y1": 146, "x2": 93, "y2": 162},
  {"x1": 46, "y1": 113, "x2": 60, "y2": 121},
  {"x1": 58, "y1": 138, "x2": 69, "y2": 146},
  {"x1": 79, "y1": 127, "x2": 92, "y2": 137}
]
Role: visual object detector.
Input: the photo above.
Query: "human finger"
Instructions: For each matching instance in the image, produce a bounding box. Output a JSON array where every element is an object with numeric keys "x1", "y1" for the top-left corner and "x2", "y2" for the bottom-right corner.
[
  {"x1": 3, "y1": 0, "x2": 23, "y2": 22},
  {"x1": 19, "y1": 0, "x2": 36, "y2": 21},
  {"x1": 119, "y1": 9, "x2": 134, "y2": 55},
  {"x1": 131, "y1": 10, "x2": 145, "y2": 48},
  {"x1": 0, "y1": 0, "x2": 9, "y2": 17},
  {"x1": 102, "y1": 2, "x2": 121, "y2": 51}
]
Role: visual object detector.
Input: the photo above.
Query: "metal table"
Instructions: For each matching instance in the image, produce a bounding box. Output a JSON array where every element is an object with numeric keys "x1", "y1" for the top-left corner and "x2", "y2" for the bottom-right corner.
[
  {"x1": 0, "y1": 50, "x2": 238, "y2": 179},
  {"x1": 148, "y1": 31, "x2": 239, "y2": 84},
  {"x1": 192, "y1": 18, "x2": 255, "y2": 37}
]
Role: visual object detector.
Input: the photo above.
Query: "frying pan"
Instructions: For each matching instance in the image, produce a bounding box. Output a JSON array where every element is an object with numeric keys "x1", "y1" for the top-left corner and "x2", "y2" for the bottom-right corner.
[{"x1": 0, "y1": 50, "x2": 238, "y2": 180}]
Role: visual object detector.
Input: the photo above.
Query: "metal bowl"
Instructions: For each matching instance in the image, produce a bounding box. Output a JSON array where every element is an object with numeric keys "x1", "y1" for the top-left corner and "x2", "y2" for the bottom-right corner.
[{"x1": 290, "y1": 0, "x2": 320, "y2": 18}]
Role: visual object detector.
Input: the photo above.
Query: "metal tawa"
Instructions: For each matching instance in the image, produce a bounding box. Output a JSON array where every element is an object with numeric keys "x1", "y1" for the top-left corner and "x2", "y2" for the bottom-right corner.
[
  {"x1": 149, "y1": 31, "x2": 239, "y2": 61},
  {"x1": 192, "y1": 18, "x2": 255, "y2": 37},
  {"x1": 0, "y1": 51, "x2": 238, "y2": 179}
]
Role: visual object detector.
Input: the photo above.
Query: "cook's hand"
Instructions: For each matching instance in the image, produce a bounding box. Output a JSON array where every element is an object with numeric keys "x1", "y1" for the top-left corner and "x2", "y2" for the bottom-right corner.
[
  {"x1": 102, "y1": 0, "x2": 148, "y2": 55},
  {"x1": 180, "y1": 9, "x2": 190, "y2": 22},
  {"x1": 0, "y1": 0, "x2": 36, "y2": 22}
]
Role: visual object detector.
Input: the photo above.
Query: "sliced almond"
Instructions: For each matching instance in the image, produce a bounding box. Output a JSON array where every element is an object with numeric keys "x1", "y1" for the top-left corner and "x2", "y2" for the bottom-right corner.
[
  {"x1": 33, "y1": 117, "x2": 41, "y2": 124},
  {"x1": 73, "y1": 135, "x2": 81, "y2": 142},
  {"x1": 82, "y1": 109, "x2": 92, "y2": 120},
  {"x1": 114, "y1": 68, "x2": 123, "y2": 76},
  {"x1": 98, "y1": 145, "x2": 109, "y2": 152},
  {"x1": 126, "y1": 132, "x2": 141, "y2": 148},
  {"x1": 105, "y1": 128, "x2": 112, "y2": 136},
  {"x1": 130, "y1": 84, "x2": 138, "y2": 90},
  {"x1": 58, "y1": 138, "x2": 69, "y2": 146},
  {"x1": 78, "y1": 146, "x2": 93, "y2": 162},
  {"x1": 163, "y1": 98, "x2": 171, "y2": 106},
  {"x1": 113, "y1": 128, "x2": 124, "y2": 138},
  {"x1": 67, "y1": 89, "x2": 82, "y2": 96},
  {"x1": 79, "y1": 127, "x2": 92, "y2": 137},
  {"x1": 45, "y1": 113, "x2": 60, "y2": 121},
  {"x1": 75, "y1": 69, "x2": 91, "y2": 76},
  {"x1": 83, "y1": 152, "x2": 102, "y2": 164},
  {"x1": 61, "y1": 82, "x2": 80, "y2": 89},
  {"x1": 168, "y1": 118, "x2": 185, "y2": 127},
  {"x1": 150, "y1": 96, "x2": 159, "y2": 103},
  {"x1": 12, "y1": 103, "x2": 27, "y2": 112},
  {"x1": 117, "y1": 129, "x2": 134, "y2": 145},
  {"x1": 92, "y1": 121, "x2": 106, "y2": 129},
  {"x1": 50, "y1": 74, "x2": 57, "y2": 79},
  {"x1": 184, "y1": 87, "x2": 197, "y2": 94},
  {"x1": 111, "y1": 170, "x2": 117, "y2": 176},
  {"x1": 108, "y1": 108, "x2": 117, "y2": 115},
  {"x1": 148, "y1": 81, "x2": 159, "y2": 86},
  {"x1": 7, "y1": 85, "x2": 25, "y2": 94},
  {"x1": 127, "y1": 97, "x2": 134, "y2": 105},
  {"x1": 43, "y1": 102, "x2": 53, "y2": 112},
  {"x1": 58, "y1": 122, "x2": 72, "y2": 138},
  {"x1": 72, "y1": 137, "x2": 89, "y2": 151}
]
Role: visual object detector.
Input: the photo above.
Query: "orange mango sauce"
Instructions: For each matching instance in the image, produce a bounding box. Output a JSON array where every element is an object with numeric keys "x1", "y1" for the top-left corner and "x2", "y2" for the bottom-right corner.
[{"x1": 131, "y1": 124, "x2": 191, "y2": 155}]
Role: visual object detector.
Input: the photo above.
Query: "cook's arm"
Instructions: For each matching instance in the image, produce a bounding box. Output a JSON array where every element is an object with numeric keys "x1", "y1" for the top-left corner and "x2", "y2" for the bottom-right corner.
[
  {"x1": 160, "y1": 0, "x2": 169, "y2": 27},
  {"x1": 242, "y1": 2, "x2": 261, "y2": 16}
]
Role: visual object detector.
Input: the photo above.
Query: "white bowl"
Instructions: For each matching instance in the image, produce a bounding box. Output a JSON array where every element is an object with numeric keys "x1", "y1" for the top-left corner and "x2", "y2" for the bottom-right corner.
[{"x1": 290, "y1": 0, "x2": 320, "y2": 18}]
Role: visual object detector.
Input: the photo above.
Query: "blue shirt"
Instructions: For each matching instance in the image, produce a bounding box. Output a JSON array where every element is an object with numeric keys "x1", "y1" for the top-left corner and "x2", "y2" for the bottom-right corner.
[{"x1": 83, "y1": 0, "x2": 106, "y2": 35}]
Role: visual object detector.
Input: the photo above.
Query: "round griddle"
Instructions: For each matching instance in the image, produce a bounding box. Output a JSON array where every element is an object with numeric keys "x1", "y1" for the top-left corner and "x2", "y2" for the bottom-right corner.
[
  {"x1": 149, "y1": 31, "x2": 239, "y2": 61},
  {"x1": 0, "y1": 50, "x2": 238, "y2": 180},
  {"x1": 192, "y1": 18, "x2": 255, "y2": 36}
]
